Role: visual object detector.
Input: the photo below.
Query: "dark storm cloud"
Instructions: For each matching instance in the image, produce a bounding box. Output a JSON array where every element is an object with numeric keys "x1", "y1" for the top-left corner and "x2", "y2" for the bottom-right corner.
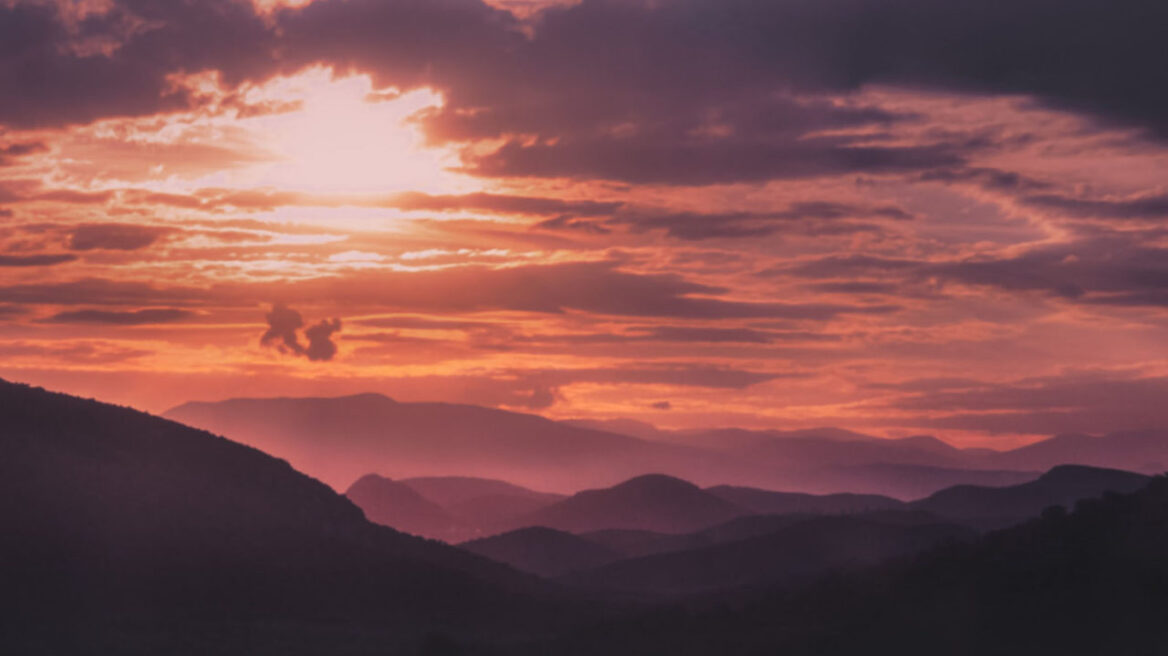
[
  {"x1": 3, "y1": 0, "x2": 1165, "y2": 183},
  {"x1": 68, "y1": 223, "x2": 172, "y2": 251},
  {"x1": 0, "y1": 0, "x2": 272, "y2": 127},
  {"x1": 43, "y1": 308, "x2": 194, "y2": 325},
  {"x1": 260, "y1": 304, "x2": 342, "y2": 362}
]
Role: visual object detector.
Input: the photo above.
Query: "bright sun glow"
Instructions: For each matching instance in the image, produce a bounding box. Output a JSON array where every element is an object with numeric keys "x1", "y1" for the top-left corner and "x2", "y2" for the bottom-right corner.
[{"x1": 206, "y1": 68, "x2": 474, "y2": 195}]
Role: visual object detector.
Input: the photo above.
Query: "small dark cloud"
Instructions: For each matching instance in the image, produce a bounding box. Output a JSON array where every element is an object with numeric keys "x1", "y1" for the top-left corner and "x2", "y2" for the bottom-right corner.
[
  {"x1": 651, "y1": 401, "x2": 673, "y2": 410},
  {"x1": 0, "y1": 141, "x2": 47, "y2": 165},
  {"x1": 919, "y1": 167, "x2": 1052, "y2": 192},
  {"x1": 260, "y1": 304, "x2": 342, "y2": 362},
  {"x1": 1022, "y1": 193, "x2": 1168, "y2": 221},
  {"x1": 68, "y1": 223, "x2": 171, "y2": 251},
  {"x1": 807, "y1": 281, "x2": 902, "y2": 295},
  {"x1": 43, "y1": 308, "x2": 194, "y2": 325},
  {"x1": 261, "y1": 304, "x2": 306, "y2": 354},
  {"x1": 0, "y1": 253, "x2": 77, "y2": 267},
  {"x1": 304, "y1": 318, "x2": 343, "y2": 362}
]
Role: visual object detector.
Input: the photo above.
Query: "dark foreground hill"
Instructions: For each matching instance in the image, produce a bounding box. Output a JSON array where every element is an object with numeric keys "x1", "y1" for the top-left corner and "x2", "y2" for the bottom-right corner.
[
  {"x1": 505, "y1": 475, "x2": 1168, "y2": 656},
  {"x1": 561, "y1": 514, "x2": 975, "y2": 596},
  {"x1": 0, "y1": 379, "x2": 585, "y2": 655},
  {"x1": 460, "y1": 527, "x2": 623, "y2": 578}
]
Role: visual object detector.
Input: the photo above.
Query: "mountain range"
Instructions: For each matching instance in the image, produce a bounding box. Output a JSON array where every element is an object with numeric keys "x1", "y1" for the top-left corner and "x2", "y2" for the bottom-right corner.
[
  {"x1": 446, "y1": 468, "x2": 1148, "y2": 593},
  {"x1": 166, "y1": 394, "x2": 1168, "y2": 498},
  {"x1": 6, "y1": 378, "x2": 1167, "y2": 654},
  {"x1": 507, "y1": 475, "x2": 1168, "y2": 655}
]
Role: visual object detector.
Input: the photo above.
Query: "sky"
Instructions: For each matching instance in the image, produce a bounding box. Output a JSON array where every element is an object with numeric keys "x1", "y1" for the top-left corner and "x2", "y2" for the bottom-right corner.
[{"x1": 1, "y1": 0, "x2": 1166, "y2": 448}]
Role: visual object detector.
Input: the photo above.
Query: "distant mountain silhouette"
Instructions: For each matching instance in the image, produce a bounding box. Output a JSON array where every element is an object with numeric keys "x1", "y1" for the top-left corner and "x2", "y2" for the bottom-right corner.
[
  {"x1": 345, "y1": 474, "x2": 474, "y2": 542},
  {"x1": 460, "y1": 527, "x2": 623, "y2": 578},
  {"x1": 166, "y1": 393, "x2": 1168, "y2": 501},
  {"x1": 511, "y1": 474, "x2": 747, "y2": 534},
  {"x1": 401, "y1": 476, "x2": 565, "y2": 529},
  {"x1": 401, "y1": 476, "x2": 565, "y2": 508},
  {"x1": 165, "y1": 394, "x2": 702, "y2": 492},
  {"x1": 912, "y1": 464, "x2": 1151, "y2": 529},
  {"x1": 0, "y1": 379, "x2": 576, "y2": 653},
  {"x1": 815, "y1": 463, "x2": 1041, "y2": 499},
  {"x1": 562, "y1": 514, "x2": 975, "y2": 596},
  {"x1": 515, "y1": 476, "x2": 1168, "y2": 655},
  {"x1": 706, "y1": 485, "x2": 902, "y2": 514},
  {"x1": 991, "y1": 429, "x2": 1168, "y2": 473}
]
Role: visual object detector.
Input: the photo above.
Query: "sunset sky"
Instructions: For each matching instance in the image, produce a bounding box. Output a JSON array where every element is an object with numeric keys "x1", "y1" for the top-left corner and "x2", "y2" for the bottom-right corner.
[{"x1": 1, "y1": 0, "x2": 1166, "y2": 448}]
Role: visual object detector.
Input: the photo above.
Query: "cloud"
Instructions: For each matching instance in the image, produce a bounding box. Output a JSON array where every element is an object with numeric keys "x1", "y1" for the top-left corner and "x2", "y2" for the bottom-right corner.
[
  {"x1": 0, "y1": 253, "x2": 77, "y2": 267},
  {"x1": 782, "y1": 236, "x2": 1168, "y2": 308},
  {"x1": 1022, "y1": 193, "x2": 1168, "y2": 221},
  {"x1": 886, "y1": 374, "x2": 1168, "y2": 435},
  {"x1": 261, "y1": 260, "x2": 901, "y2": 320},
  {"x1": 260, "y1": 304, "x2": 342, "y2": 361},
  {"x1": 42, "y1": 308, "x2": 194, "y2": 325},
  {"x1": 260, "y1": 303, "x2": 307, "y2": 354},
  {"x1": 0, "y1": 304, "x2": 27, "y2": 319},
  {"x1": 469, "y1": 136, "x2": 963, "y2": 185},
  {"x1": 564, "y1": 202, "x2": 915, "y2": 241},
  {"x1": 68, "y1": 223, "x2": 171, "y2": 251},
  {"x1": 650, "y1": 401, "x2": 673, "y2": 410},
  {"x1": 0, "y1": 141, "x2": 47, "y2": 165},
  {"x1": 139, "y1": 188, "x2": 624, "y2": 216},
  {"x1": 0, "y1": 261, "x2": 896, "y2": 322},
  {"x1": 0, "y1": 278, "x2": 205, "y2": 306},
  {"x1": 303, "y1": 318, "x2": 342, "y2": 361},
  {"x1": 4, "y1": 0, "x2": 1165, "y2": 183},
  {"x1": 0, "y1": 0, "x2": 272, "y2": 128}
]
